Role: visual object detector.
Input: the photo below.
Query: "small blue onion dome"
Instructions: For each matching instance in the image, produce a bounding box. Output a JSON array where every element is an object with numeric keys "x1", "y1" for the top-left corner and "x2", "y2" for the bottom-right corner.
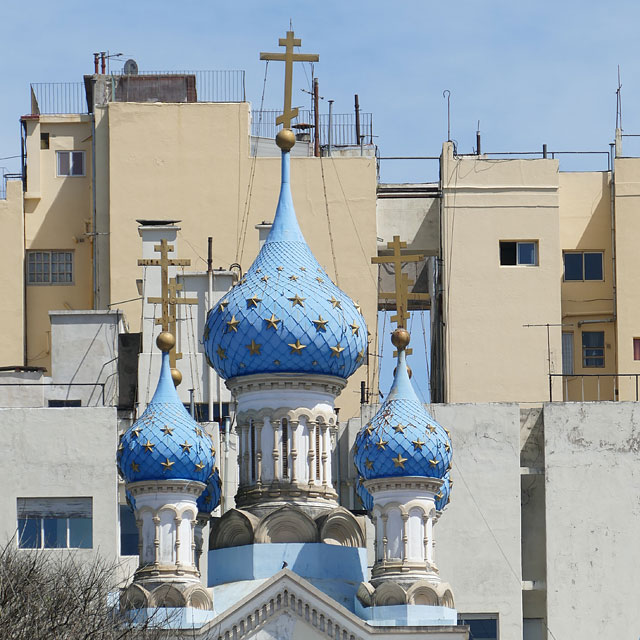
[
  {"x1": 435, "y1": 473, "x2": 451, "y2": 512},
  {"x1": 203, "y1": 150, "x2": 367, "y2": 381},
  {"x1": 197, "y1": 468, "x2": 222, "y2": 514},
  {"x1": 353, "y1": 329, "x2": 452, "y2": 482},
  {"x1": 118, "y1": 333, "x2": 214, "y2": 484},
  {"x1": 125, "y1": 489, "x2": 136, "y2": 512},
  {"x1": 356, "y1": 476, "x2": 373, "y2": 511}
]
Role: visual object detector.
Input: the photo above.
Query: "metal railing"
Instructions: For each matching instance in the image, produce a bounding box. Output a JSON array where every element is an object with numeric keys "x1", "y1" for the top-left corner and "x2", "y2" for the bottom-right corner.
[
  {"x1": 549, "y1": 373, "x2": 640, "y2": 402},
  {"x1": 251, "y1": 109, "x2": 373, "y2": 146},
  {"x1": 0, "y1": 168, "x2": 7, "y2": 199},
  {"x1": 30, "y1": 70, "x2": 246, "y2": 115}
]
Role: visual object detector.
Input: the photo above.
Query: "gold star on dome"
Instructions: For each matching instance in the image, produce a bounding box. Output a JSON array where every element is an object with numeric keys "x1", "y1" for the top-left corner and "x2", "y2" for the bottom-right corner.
[
  {"x1": 217, "y1": 346, "x2": 227, "y2": 360},
  {"x1": 288, "y1": 339, "x2": 307, "y2": 355},
  {"x1": 247, "y1": 295, "x2": 262, "y2": 308},
  {"x1": 299, "y1": 266, "x2": 306, "y2": 271},
  {"x1": 436, "y1": 492, "x2": 444, "y2": 500},
  {"x1": 316, "y1": 277, "x2": 324, "y2": 284},
  {"x1": 328, "y1": 296, "x2": 341, "y2": 309},
  {"x1": 161, "y1": 458, "x2": 174, "y2": 471},
  {"x1": 274, "y1": 359, "x2": 281, "y2": 365},
  {"x1": 312, "y1": 316, "x2": 328, "y2": 331},
  {"x1": 210, "y1": 445, "x2": 216, "y2": 456},
  {"x1": 246, "y1": 339, "x2": 261, "y2": 355},
  {"x1": 365, "y1": 458, "x2": 374, "y2": 470},
  {"x1": 277, "y1": 266, "x2": 284, "y2": 272},
  {"x1": 143, "y1": 439, "x2": 155, "y2": 453},
  {"x1": 162, "y1": 425, "x2": 174, "y2": 436},
  {"x1": 118, "y1": 442, "x2": 124, "y2": 453},
  {"x1": 180, "y1": 441, "x2": 192, "y2": 453},
  {"x1": 353, "y1": 443, "x2": 359, "y2": 454},
  {"x1": 350, "y1": 323, "x2": 360, "y2": 336},
  {"x1": 195, "y1": 461, "x2": 205, "y2": 472},
  {"x1": 412, "y1": 438, "x2": 425, "y2": 451},
  {"x1": 131, "y1": 461, "x2": 140, "y2": 473},
  {"x1": 443, "y1": 427, "x2": 451, "y2": 436},
  {"x1": 289, "y1": 274, "x2": 298, "y2": 281},
  {"x1": 355, "y1": 303, "x2": 361, "y2": 314},
  {"x1": 330, "y1": 343, "x2": 344, "y2": 358},
  {"x1": 444, "y1": 442, "x2": 451, "y2": 453},
  {"x1": 218, "y1": 299, "x2": 229, "y2": 312},
  {"x1": 312, "y1": 360, "x2": 318, "y2": 365},
  {"x1": 357, "y1": 349, "x2": 365, "y2": 362},
  {"x1": 203, "y1": 325, "x2": 210, "y2": 340},
  {"x1": 426, "y1": 424, "x2": 436, "y2": 434},
  {"x1": 195, "y1": 427, "x2": 203, "y2": 437},
  {"x1": 358, "y1": 476, "x2": 364, "y2": 486},
  {"x1": 376, "y1": 437, "x2": 388, "y2": 450},
  {"x1": 131, "y1": 427, "x2": 142, "y2": 439},
  {"x1": 393, "y1": 423, "x2": 406, "y2": 434},
  {"x1": 365, "y1": 425, "x2": 374, "y2": 436},
  {"x1": 392, "y1": 454, "x2": 407, "y2": 469},
  {"x1": 264, "y1": 314, "x2": 281, "y2": 330},
  {"x1": 446, "y1": 463, "x2": 452, "y2": 472},
  {"x1": 261, "y1": 275, "x2": 270, "y2": 284},
  {"x1": 255, "y1": 268, "x2": 261, "y2": 273},
  {"x1": 429, "y1": 458, "x2": 439, "y2": 468},
  {"x1": 288, "y1": 294, "x2": 306, "y2": 307},
  {"x1": 204, "y1": 494, "x2": 211, "y2": 504},
  {"x1": 226, "y1": 315, "x2": 240, "y2": 332}
]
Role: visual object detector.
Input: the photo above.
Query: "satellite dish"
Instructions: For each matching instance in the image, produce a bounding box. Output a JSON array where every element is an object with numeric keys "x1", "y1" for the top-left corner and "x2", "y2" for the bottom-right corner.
[{"x1": 123, "y1": 59, "x2": 139, "y2": 75}]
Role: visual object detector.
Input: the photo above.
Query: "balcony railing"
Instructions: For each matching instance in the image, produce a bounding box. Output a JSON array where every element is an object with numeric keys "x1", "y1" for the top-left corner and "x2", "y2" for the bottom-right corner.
[
  {"x1": 252, "y1": 109, "x2": 373, "y2": 147},
  {"x1": 549, "y1": 373, "x2": 640, "y2": 401}
]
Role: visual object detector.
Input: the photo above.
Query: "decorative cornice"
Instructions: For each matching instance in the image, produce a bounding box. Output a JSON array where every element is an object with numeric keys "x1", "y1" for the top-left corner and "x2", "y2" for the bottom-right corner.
[
  {"x1": 365, "y1": 476, "x2": 443, "y2": 495},
  {"x1": 227, "y1": 372, "x2": 347, "y2": 398},
  {"x1": 127, "y1": 479, "x2": 206, "y2": 498}
]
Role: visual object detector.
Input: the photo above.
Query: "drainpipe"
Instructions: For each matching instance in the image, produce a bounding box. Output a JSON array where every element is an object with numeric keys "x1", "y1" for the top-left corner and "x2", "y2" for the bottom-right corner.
[
  {"x1": 91, "y1": 104, "x2": 97, "y2": 309},
  {"x1": 207, "y1": 237, "x2": 214, "y2": 423},
  {"x1": 610, "y1": 142, "x2": 619, "y2": 398},
  {"x1": 327, "y1": 100, "x2": 334, "y2": 157}
]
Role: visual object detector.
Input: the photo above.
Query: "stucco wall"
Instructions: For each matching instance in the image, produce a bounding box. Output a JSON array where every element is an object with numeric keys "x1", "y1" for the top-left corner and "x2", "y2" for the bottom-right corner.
[{"x1": 543, "y1": 401, "x2": 640, "y2": 639}]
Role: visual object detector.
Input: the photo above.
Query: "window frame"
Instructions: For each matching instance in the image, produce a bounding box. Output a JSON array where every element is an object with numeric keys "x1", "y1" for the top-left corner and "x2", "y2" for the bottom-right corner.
[
  {"x1": 56, "y1": 150, "x2": 85, "y2": 177},
  {"x1": 582, "y1": 330, "x2": 605, "y2": 368},
  {"x1": 26, "y1": 250, "x2": 74, "y2": 286},
  {"x1": 499, "y1": 240, "x2": 538, "y2": 267},
  {"x1": 563, "y1": 251, "x2": 604, "y2": 282}
]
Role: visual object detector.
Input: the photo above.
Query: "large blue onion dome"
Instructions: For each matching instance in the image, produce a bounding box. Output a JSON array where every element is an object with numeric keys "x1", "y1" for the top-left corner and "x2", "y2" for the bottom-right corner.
[
  {"x1": 353, "y1": 329, "x2": 452, "y2": 482},
  {"x1": 356, "y1": 475, "x2": 373, "y2": 511},
  {"x1": 197, "y1": 468, "x2": 222, "y2": 514},
  {"x1": 203, "y1": 149, "x2": 367, "y2": 381},
  {"x1": 118, "y1": 333, "x2": 214, "y2": 484},
  {"x1": 435, "y1": 473, "x2": 451, "y2": 512}
]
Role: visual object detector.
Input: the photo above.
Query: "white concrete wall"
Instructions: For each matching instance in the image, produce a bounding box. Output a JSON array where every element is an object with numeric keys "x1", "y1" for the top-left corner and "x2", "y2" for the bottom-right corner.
[{"x1": 544, "y1": 402, "x2": 640, "y2": 640}]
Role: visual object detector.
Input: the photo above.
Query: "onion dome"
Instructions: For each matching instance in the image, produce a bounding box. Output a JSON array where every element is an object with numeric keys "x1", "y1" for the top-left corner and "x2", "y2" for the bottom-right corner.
[
  {"x1": 125, "y1": 489, "x2": 136, "y2": 512},
  {"x1": 356, "y1": 476, "x2": 373, "y2": 511},
  {"x1": 435, "y1": 473, "x2": 451, "y2": 512},
  {"x1": 197, "y1": 468, "x2": 222, "y2": 514},
  {"x1": 118, "y1": 333, "x2": 214, "y2": 484},
  {"x1": 354, "y1": 329, "x2": 452, "y2": 481},
  {"x1": 203, "y1": 149, "x2": 366, "y2": 381}
]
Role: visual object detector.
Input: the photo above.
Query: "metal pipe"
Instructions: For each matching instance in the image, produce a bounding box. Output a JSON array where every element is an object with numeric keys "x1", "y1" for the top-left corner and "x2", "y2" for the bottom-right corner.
[
  {"x1": 93, "y1": 53, "x2": 99, "y2": 75},
  {"x1": 327, "y1": 100, "x2": 334, "y2": 157},
  {"x1": 576, "y1": 318, "x2": 614, "y2": 327},
  {"x1": 313, "y1": 78, "x2": 320, "y2": 158},
  {"x1": 609, "y1": 143, "x2": 618, "y2": 389},
  {"x1": 100, "y1": 52, "x2": 106, "y2": 75},
  {"x1": 91, "y1": 100, "x2": 98, "y2": 308},
  {"x1": 476, "y1": 122, "x2": 481, "y2": 155},
  {"x1": 207, "y1": 237, "x2": 214, "y2": 428},
  {"x1": 542, "y1": 144, "x2": 548, "y2": 158},
  {"x1": 189, "y1": 388, "x2": 195, "y2": 417},
  {"x1": 354, "y1": 94, "x2": 361, "y2": 146}
]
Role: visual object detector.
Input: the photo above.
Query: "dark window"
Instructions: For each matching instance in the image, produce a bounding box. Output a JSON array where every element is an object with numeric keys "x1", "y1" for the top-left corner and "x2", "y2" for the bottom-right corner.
[
  {"x1": 582, "y1": 331, "x2": 605, "y2": 368},
  {"x1": 17, "y1": 498, "x2": 92, "y2": 549},
  {"x1": 181, "y1": 402, "x2": 230, "y2": 423},
  {"x1": 458, "y1": 615, "x2": 498, "y2": 640},
  {"x1": 48, "y1": 399, "x2": 81, "y2": 407},
  {"x1": 57, "y1": 151, "x2": 85, "y2": 176},
  {"x1": 27, "y1": 251, "x2": 73, "y2": 285},
  {"x1": 500, "y1": 241, "x2": 537, "y2": 266},
  {"x1": 634, "y1": 338, "x2": 640, "y2": 361},
  {"x1": 281, "y1": 419, "x2": 289, "y2": 479},
  {"x1": 40, "y1": 132, "x2": 50, "y2": 150},
  {"x1": 564, "y1": 251, "x2": 603, "y2": 281},
  {"x1": 119, "y1": 504, "x2": 138, "y2": 556}
]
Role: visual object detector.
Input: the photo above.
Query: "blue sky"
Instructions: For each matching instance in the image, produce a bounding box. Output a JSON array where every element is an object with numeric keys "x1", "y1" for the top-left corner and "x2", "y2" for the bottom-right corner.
[{"x1": 3, "y1": 1, "x2": 640, "y2": 181}]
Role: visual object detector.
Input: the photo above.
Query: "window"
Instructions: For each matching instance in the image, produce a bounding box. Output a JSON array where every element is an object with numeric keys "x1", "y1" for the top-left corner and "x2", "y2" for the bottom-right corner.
[
  {"x1": 634, "y1": 338, "x2": 640, "y2": 361},
  {"x1": 119, "y1": 504, "x2": 138, "y2": 556},
  {"x1": 48, "y1": 399, "x2": 81, "y2": 407},
  {"x1": 181, "y1": 402, "x2": 230, "y2": 423},
  {"x1": 56, "y1": 151, "x2": 85, "y2": 176},
  {"x1": 40, "y1": 132, "x2": 50, "y2": 150},
  {"x1": 564, "y1": 251, "x2": 603, "y2": 281},
  {"x1": 458, "y1": 614, "x2": 498, "y2": 640},
  {"x1": 499, "y1": 241, "x2": 537, "y2": 266},
  {"x1": 281, "y1": 418, "x2": 289, "y2": 480},
  {"x1": 582, "y1": 331, "x2": 605, "y2": 368},
  {"x1": 27, "y1": 250, "x2": 73, "y2": 284},
  {"x1": 562, "y1": 332, "x2": 574, "y2": 375},
  {"x1": 17, "y1": 498, "x2": 92, "y2": 549}
]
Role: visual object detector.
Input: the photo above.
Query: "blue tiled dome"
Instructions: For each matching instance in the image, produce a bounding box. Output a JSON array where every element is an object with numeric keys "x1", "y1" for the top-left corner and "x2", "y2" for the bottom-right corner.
[
  {"x1": 353, "y1": 345, "x2": 452, "y2": 482},
  {"x1": 356, "y1": 476, "x2": 373, "y2": 511},
  {"x1": 118, "y1": 350, "x2": 214, "y2": 484},
  {"x1": 435, "y1": 473, "x2": 451, "y2": 512},
  {"x1": 197, "y1": 468, "x2": 222, "y2": 514},
  {"x1": 203, "y1": 151, "x2": 367, "y2": 381}
]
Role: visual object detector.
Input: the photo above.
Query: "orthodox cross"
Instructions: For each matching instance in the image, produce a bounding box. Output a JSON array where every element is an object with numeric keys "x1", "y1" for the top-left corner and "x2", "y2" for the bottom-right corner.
[
  {"x1": 372, "y1": 236, "x2": 430, "y2": 354},
  {"x1": 260, "y1": 30, "x2": 319, "y2": 130},
  {"x1": 138, "y1": 239, "x2": 197, "y2": 367}
]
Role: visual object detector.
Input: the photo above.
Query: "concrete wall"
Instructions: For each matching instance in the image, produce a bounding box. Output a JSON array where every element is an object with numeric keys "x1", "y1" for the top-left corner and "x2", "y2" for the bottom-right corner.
[
  {"x1": 0, "y1": 180, "x2": 25, "y2": 366},
  {"x1": 441, "y1": 143, "x2": 563, "y2": 403},
  {"x1": 544, "y1": 401, "x2": 640, "y2": 639}
]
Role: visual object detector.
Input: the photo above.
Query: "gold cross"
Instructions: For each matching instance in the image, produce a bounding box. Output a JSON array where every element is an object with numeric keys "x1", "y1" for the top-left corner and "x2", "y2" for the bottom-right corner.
[
  {"x1": 260, "y1": 30, "x2": 319, "y2": 130},
  {"x1": 371, "y1": 236, "x2": 430, "y2": 339}
]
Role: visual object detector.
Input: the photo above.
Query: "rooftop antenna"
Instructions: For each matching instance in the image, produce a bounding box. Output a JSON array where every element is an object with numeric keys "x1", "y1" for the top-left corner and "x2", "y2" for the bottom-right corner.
[
  {"x1": 616, "y1": 65, "x2": 623, "y2": 131},
  {"x1": 476, "y1": 120, "x2": 481, "y2": 155},
  {"x1": 443, "y1": 90, "x2": 451, "y2": 142}
]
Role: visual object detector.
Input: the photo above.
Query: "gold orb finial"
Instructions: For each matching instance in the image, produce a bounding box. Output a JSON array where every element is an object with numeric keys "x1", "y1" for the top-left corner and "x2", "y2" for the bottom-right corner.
[
  {"x1": 157, "y1": 332, "x2": 175, "y2": 352},
  {"x1": 391, "y1": 328, "x2": 411, "y2": 350},
  {"x1": 276, "y1": 128, "x2": 296, "y2": 151},
  {"x1": 171, "y1": 368, "x2": 182, "y2": 387}
]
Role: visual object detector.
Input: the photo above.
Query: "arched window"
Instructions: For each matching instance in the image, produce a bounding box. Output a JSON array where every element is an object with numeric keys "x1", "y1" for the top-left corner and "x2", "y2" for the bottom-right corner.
[
  {"x1": 250, "y1": 420, "x2": 256, "y2": 483},
  {"x1": 315, "y1": 425, "x2": 321, "y2": 480},
  {"x1": 281, "y1": 419, "x2": 289, "y2": 480}
]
